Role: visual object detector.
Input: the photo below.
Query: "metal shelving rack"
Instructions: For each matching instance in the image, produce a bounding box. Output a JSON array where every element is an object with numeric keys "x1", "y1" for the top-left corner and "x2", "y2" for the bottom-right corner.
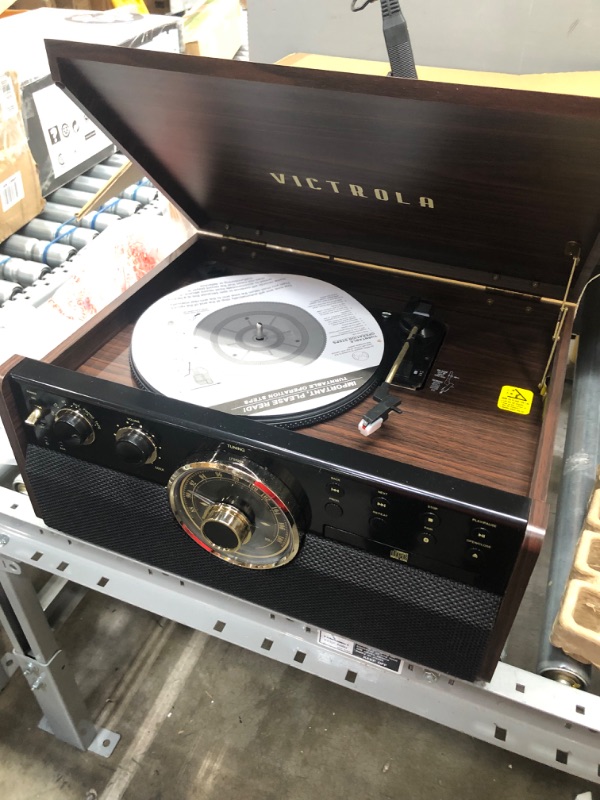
[{"x1": 0, "y1": 485, "x2": 599, "y2": 782}]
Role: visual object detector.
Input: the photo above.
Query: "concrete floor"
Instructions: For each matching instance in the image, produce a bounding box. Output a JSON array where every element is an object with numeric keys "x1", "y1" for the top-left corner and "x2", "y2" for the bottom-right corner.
[
  {"x1": 0, "y1": 382, "x2": 598, "y2": 800},
  {"x1": 0, "y1": 592, "x2": 597, "y2": 800}
]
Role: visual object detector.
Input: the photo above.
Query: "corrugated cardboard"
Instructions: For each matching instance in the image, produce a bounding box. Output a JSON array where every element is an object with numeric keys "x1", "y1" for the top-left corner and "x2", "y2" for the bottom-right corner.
[
  {"x1": 0, "y1": 8, "x2": 183, "y2": 195},
  {"x1": 277, "y1": 53, "x2": 600, "y2": 97},
  {"x1": 0, "y1": 70, "x2": 44, "y2": 241},
  {"x1": 184, "y1": 0, "x2": 242, "y2": 59}
]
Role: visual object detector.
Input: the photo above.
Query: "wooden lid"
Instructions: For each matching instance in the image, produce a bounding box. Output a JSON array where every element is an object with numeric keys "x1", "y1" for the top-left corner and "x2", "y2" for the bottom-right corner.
[{"x1": 47, "y1": 41, "x2": 600, "y2": 299}]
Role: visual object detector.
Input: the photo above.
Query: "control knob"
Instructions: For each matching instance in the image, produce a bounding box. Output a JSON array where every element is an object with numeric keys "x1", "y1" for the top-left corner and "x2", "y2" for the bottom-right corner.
[
  {"x1": 52, "y1": 407, "x2": 95, "y2": 446},
  {"x1": 201, "y1": 502, "x2": 252, "y2": 550},
  {"x1": 168, "y1": 451, "x2": 307, "y2": 569},
  {"x1": 115, "y1": 426, "x2": 157, "y2": 464}
]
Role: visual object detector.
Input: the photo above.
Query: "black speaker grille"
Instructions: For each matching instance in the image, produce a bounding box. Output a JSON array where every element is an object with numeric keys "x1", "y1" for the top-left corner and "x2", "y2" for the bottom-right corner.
[{"x1": 26, "y1": 446, "x2": 501, "y2": 680}]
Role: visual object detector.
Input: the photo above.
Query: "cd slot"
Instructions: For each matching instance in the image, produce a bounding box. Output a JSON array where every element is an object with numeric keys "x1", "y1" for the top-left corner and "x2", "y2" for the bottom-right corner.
[{"x1": 322, "y1": 525, "x2": 480, "y2": 588}]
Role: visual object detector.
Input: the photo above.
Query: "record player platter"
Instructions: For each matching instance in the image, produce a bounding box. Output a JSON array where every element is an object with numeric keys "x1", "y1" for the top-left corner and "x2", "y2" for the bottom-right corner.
[{"x1": 130, "y1": 273, "x2": 388, "y2": 428}]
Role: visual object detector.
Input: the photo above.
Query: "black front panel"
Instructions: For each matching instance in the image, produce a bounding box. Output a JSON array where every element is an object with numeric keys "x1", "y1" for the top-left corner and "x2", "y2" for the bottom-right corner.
[
  {"x1": 25, "y1": 445, "x2": 501, "y2": 682},
  {"x1": 8, "y1": 359, "x2": 531, "y2": 680},
  {"x1": 12, "y1": 363, "x2": 528, "y2": 594}
]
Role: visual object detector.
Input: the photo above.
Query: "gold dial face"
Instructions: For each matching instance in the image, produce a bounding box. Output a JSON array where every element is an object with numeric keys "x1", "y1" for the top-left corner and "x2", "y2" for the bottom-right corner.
[{"x1": 168, "y1": 458, "x2": 301, "y2": 569}]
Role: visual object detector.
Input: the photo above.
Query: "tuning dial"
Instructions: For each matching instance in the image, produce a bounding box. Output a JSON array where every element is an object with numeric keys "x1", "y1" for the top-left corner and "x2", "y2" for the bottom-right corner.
[
  {"x1": 201, "y1": 502, "x2": 252, "y2": 550},
  {"x1": 168, "y1": 452, "x2": 307, "y2": 569},
  {"x1": 115, "y1": 426, "x2": 157, "y2": 464},
  {"x1": 52, "y1": 407, "x2": 95, "y2": 446}
]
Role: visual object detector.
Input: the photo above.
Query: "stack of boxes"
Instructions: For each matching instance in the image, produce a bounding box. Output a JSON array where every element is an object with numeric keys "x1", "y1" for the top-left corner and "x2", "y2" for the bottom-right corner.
[
  {"x1": 0, "y1": 70, "x2": 44, "y2": 241},
  {"x1": 0, "y1": 1, "x2": 244, "y2": 242},
  {"x1": 0, "y1": 6, "x2": 184, "y2": 240}
]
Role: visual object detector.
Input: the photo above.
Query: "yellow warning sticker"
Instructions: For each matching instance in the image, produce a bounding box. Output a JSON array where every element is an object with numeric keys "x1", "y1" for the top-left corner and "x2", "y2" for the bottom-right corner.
[{"x1": 497, "y1": 386, "x2": 534, "y2": 415}]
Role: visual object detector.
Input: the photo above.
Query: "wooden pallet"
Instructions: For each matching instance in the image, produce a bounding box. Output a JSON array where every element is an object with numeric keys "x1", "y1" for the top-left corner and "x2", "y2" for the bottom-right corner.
[{"x1": 551, "y1": 482, "x2": 600, "y2": 666}]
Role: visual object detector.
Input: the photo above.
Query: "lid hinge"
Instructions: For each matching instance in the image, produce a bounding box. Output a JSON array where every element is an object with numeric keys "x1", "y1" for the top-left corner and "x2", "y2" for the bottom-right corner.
[
  {"x1": 264, "y1": 242, "x2": 331, "y2": 261},
  {"x1": 539, "y1": 241, "x2": 581, "y2": 397},
  {"x1": 199, "y1": 229, "x2": 578, "y2": 398},
  {"x1": 206, "y1": 228, "x2": 332, "y2": 261},
  {"x1": 484, "y1": 286, "x2": 542, "y2": 303}
]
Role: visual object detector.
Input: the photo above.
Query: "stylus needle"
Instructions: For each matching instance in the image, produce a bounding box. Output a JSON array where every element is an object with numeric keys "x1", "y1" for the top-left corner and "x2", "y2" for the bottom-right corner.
[{"x1": 358, "y1": 324, "x2": 420, "y2": 437}]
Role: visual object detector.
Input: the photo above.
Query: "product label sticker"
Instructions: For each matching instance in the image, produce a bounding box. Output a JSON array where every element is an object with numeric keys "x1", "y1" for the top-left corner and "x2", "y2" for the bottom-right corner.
[
  {"x1": 429, "y1": 368, "x2": 458, "y2": 394},
  {"x1": 0, "y1": 171, "x2": 24, "y2": 212},
  {"x1": 497, "y1": 385, "x2": 534, "y2": 415},
  {"x1": 318, "y1": 630, "x2": 403, "y2": 673}
]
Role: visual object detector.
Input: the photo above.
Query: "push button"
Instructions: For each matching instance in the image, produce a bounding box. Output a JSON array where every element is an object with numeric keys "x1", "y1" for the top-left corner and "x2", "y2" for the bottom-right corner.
[
  {"x1": 465, "y1": 547, "x2": 486, "y2": 567},
  {"x1": 327, "y1": 484, "x2": 345, "y2": 499},
  {"x1": 325, "y1": 502, "x2": 343, "y2": 518},
  {"x1": 420, "y1": 511, "x2": 440, "y2": 528},
  {"x1": 471, "y1": 527, "x2": 493, "y2": 544},
  {"x1": 417, "y1": 532, "x2": 436, "y2": 546},
  {"x1": 369, "y1": 516, "x2": 390, "y2": 536},
  {"x1": 371, "y1": 496, "x2": 391, "y2": 513}
]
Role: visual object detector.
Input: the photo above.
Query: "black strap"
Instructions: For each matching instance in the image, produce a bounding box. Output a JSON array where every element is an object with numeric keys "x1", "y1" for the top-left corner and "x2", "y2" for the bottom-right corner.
[{"x1": 351, "y1": 0, "x2": 418, "y2": 79}]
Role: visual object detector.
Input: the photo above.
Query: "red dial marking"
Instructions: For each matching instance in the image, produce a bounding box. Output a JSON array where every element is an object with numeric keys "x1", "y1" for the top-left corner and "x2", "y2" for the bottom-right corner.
[
  {"x1": 181, "y1": 523, "x2": 213, "y2": 553},
  {"x1": 254, "y1": 480, "x2": 288, "y2": 511}
]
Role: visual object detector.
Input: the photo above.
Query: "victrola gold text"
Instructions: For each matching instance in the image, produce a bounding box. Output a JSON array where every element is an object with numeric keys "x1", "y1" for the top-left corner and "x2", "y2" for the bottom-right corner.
[{"x1": 270, "y1": 173, "x2": 434, "y2": 208}]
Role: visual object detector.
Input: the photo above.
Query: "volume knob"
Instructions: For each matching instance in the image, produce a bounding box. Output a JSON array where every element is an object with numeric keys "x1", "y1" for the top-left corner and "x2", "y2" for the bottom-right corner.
[
  {"x1": 201, "y1": 503, "x2": 252, "y2": 551},
  {"x1": 52, "y1": 407, "x2": 95, "y2": 446},
  {"x1": 115, "y1": 427, "x2": 157, "y2": 464}
]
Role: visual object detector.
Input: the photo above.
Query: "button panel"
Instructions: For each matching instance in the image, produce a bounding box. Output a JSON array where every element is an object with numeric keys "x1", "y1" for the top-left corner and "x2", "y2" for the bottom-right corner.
[
  {"x1": 15, "y1": 371, "x2": 526, "y2": 596},
  {"x1": 305, "y1": 466, "x2": 521, "y2": 590},
  {"x1": 310, "y1": 478, "x2": 522, "y2": 592}
]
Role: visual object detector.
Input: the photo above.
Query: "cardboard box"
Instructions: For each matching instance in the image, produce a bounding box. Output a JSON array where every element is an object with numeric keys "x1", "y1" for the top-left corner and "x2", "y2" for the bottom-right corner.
[
  {"x1": 53, "y1": 1, "x2": 113, "y2": 9},
  {"x1": 183, "y1": 0, "x2": 242, "y2": 59},
  {"x1": 144, "y1": 0, "x2": 171, "y2": 14},
  {"x1": 0, "y1": 7, "x2": 183, "y2": 196},
  {"x1": 0, "y1": 71, "x2": 44, "y2": 241},
  {"x1": 276, "y1": 53, "x2": 600, "y2": 97}
]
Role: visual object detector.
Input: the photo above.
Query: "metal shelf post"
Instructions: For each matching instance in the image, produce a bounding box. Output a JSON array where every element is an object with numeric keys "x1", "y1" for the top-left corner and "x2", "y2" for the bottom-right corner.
[{"x1": 0, "y1": 536, "x2": 119, "y2": 756}]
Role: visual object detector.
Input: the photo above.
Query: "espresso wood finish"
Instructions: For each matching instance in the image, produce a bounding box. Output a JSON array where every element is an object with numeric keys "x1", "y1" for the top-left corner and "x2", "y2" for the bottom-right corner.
[
  {"x1": 529, "y1": 307, "x2": 576, "y2": 505},
  {"x1": 73, "y1": 238, "x2": 558, "y2": 497},
  {"x1": 46, "y1": 41, "x2": 600, "y2": 300},
  {"x1": 0, "y1": 41, "x2": 594, "y2": 684},
  {"x1": 477, "y1": 309, "x2": 574, "y2": 676},
  {"x1": 479, "y1": 498, "x2": 549, "y2": 680}
]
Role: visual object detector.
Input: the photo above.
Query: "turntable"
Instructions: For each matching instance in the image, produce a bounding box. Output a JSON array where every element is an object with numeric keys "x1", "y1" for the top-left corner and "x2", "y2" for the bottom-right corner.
[{"x1": 1, "y1": 41, "x2": 599, "y2": 682}]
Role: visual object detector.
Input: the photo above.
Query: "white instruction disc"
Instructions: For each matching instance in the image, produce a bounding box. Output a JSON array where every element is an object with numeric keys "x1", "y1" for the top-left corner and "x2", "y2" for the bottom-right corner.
[{"x1": 130, "y1": 273, "x2": 385, "y2": 426}]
